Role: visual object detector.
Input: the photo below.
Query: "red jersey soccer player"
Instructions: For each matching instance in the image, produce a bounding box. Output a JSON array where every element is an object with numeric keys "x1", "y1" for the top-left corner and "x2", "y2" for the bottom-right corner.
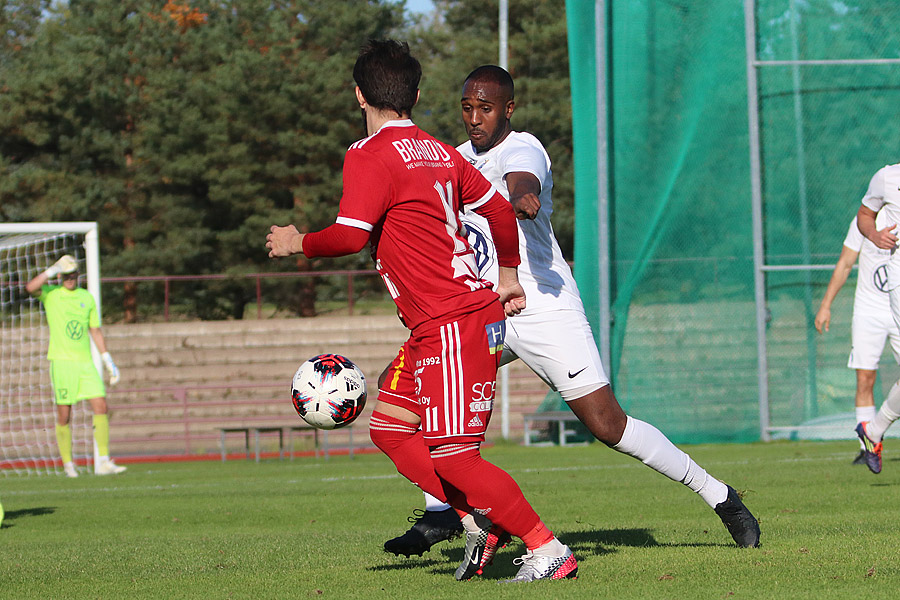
[{"x1": 266, "y1": 40, "x2": 577, "y2": 583}]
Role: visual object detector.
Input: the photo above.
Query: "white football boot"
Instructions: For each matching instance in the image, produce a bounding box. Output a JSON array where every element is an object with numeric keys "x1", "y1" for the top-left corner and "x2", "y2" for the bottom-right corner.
[
  {"x1": 501, "y1": 545, "x2": 578, "y2": 583},
  {"x1": 95, "y1": 459, "x2": 127, "y2": 475}
]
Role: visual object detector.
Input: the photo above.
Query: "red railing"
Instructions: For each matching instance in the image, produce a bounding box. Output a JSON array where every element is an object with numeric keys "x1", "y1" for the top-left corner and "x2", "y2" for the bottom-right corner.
[{"x1": 102, "y1": 269, "x2": 380, "y2": 321}]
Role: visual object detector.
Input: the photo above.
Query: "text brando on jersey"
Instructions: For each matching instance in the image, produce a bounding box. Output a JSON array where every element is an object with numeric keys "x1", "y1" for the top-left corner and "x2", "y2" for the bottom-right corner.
[{"x1": 391, "y1": 137, "x2": 455, "y2": 169}]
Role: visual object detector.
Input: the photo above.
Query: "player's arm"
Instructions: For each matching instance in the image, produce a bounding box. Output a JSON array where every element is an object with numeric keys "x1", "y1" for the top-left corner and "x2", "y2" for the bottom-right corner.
[
  {"x1": 857, "y1": 205, "x2": 897, "y2": 250},
  {"x1": 90, "y1": 327, "x2": 120, "y2": 385},
  {"x1": 266, "y1": 223, "x2": 370, "y2": 258},
  {"x1": 814, "y1": 245, "x2": 859, "y2": 333},
  {"x1": 24, "y1": 255, "x2": 77, "y2": 296},
  {"x1": 505, "y1": 171, "x2": 541, "y2": 220}
]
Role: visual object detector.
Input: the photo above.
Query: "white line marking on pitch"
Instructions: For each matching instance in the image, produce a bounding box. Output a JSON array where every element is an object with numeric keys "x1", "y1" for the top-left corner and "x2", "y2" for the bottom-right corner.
[{"x1": 0, "y1": 450, "x2": 856, "y2": 495}]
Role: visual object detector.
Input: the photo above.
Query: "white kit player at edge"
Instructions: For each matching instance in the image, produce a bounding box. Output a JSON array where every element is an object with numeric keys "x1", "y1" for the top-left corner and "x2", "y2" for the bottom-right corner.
[
  {"x1": 855, "y1": 162, "x2": 900, "y2": 474},
  {"x1": 814, "y1": 214, "x2": 900, "y2": 466},
  {"x1": 382, "y1": 65, "x2": 760, "y2": 559}
]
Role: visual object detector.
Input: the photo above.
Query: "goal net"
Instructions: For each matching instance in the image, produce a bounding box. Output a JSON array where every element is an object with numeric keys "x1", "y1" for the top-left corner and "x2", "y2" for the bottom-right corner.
[{"x1": 0, "y1": 223, "x2": 102, "y2": 476}]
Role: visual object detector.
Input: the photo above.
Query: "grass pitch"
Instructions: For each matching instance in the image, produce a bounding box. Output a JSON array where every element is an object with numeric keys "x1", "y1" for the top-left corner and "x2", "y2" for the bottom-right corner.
[{"x1": 1, "y1": 440, "x2": 896, "y2": 599}]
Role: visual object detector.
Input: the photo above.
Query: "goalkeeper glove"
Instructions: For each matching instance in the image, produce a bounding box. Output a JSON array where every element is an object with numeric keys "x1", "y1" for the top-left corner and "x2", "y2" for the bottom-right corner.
[
  {"x1": 101, "y1": 352, "x2": 120, "y2": 385},
  {"x1": 44, "y1": 255, "x2": 78, "y2": 278}
]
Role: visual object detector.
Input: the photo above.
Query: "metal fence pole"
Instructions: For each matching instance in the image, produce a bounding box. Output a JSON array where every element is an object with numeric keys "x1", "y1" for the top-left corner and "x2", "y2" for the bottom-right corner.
[
  {"x1": 164, "y1": 279, "x2": 170, "y2": 322},
  {"x1": 348, "y1": 272, "x2": 355, "y2": 316},
  {"x1": 743, "y1": 0, "x2": 771, "y2": 441},
  {"x1": 256, "y1": 276, "x2": 262, "y2": 319},
  {"x1": 176, "y1": 387, "x2": 189, "y2": 454}
]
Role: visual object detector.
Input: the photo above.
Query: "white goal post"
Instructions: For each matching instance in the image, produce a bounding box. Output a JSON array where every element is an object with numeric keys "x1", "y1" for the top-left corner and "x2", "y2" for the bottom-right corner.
[{"x1": 0, "y1": 222, "x2": 102, "y2": 476}]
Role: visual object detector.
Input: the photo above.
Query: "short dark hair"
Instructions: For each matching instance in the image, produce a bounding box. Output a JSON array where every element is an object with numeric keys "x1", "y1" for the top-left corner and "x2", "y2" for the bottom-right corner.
[
  {"x1": 353, "y1": 39, "x2": 421, "y2": 117},
  {"x1": 464, "y1": 65, "x2": 515, "y2": 99}
]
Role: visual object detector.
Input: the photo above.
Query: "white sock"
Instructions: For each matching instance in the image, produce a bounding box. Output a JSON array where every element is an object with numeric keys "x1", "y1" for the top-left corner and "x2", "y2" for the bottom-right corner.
[
  {"x1": 856, "y1": 405, "x2": 876, "y2": 424},
  {"x1": 613, "y1": 416, "x2": 728, "y2": 508},
  {"x1": 857, "y1": 405, "x2": 877, "y2": 448},
  {"x1": 868, "y1": 381, "x2": 900, "y2": 442},
  {"x1": 532, "y1": 537, "x2": 568, "y2": 558},
  {"x1": 98, "y1": 455, "x2": 110, "y2": 464},
  {"x1": 459, "y1": 512, "x2": 491, "y2": 534},
  {"x1": 423, "y1": 492, "x2": 451, "y2": 512},
  {"x1": 64, "y1": 461, "x2": 75, "y2": 470}
]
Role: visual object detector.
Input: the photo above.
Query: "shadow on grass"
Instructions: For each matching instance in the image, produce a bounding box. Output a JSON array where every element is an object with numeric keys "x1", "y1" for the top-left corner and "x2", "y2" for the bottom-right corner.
[
  {"x1": 0, "y1": 506, "x2": 56, "y2": 529},
  {"x1": 370, "y1": 527, "x2": 680, "y2": 578}
]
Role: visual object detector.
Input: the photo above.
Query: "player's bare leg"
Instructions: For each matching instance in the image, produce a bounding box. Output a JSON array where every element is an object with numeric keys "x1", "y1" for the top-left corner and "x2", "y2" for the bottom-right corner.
[
  {"x1": 568, "y1": 385, "x2": 760, "y2": 548},
  {"x1": 853, "y1": 369, "x2": 877, "y2": 465}
]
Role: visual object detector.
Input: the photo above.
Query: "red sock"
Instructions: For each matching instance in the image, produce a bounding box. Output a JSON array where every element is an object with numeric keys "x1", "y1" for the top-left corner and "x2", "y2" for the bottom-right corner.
[
  {"x1": 430, "y1": 444, "x2": 540, "y2": 538},
  {"x1": 520, "y1": 521, "x2": 554, "y2": 550},
  {"x1": 369, "y1": 412, "x2": 446, "y2": 500},
  {"x1": 369, "y1": 412, "x2": 470, "y2": 512}
]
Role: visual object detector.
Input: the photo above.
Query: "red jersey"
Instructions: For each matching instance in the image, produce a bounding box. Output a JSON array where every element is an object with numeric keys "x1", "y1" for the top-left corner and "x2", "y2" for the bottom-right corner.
[{"x1": 317, "y1": 120, "x2": 510, "y2": 331}]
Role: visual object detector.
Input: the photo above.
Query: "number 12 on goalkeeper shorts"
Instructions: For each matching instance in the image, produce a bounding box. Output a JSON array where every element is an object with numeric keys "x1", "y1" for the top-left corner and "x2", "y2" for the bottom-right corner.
[{"x1": 425, "y1": 406, "x2": 439, "y2": 432}]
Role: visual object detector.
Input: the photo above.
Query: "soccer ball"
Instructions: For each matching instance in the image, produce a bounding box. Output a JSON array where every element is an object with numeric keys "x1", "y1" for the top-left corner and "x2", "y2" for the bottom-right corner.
[{"x1": 291, "y1": 354, "x2": 367, "y2": 430}]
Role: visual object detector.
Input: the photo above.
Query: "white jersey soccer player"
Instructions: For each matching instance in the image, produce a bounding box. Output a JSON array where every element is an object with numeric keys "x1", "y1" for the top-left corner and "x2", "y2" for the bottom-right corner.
[
  {"x1": 817, "y1": 215, "x2": 900, "y2": 464},
  {"x1": 383, "y1": 65, "x2": 760, "y2": 558},
  {"x1": 458, "y1": 130, "x2": 608, "y2": 397},
  {"x1": 855, "y1": 162, "x2": 900, "y2": 473},
  {"x1": 842, "y1": 216, "x2": 900, "y2": 371}
]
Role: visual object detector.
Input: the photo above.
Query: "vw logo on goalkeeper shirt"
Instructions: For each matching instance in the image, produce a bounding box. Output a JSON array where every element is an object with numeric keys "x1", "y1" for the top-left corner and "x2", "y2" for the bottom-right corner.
[{"x1": 65, "y1": 320, "x2": 84, "y2": 340}]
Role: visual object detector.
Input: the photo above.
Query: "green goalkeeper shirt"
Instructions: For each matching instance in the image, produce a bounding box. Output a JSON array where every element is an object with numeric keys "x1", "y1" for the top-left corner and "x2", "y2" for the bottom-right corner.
[{"x1": 38, "y1": 285, "x2": 100, "y2": 362}]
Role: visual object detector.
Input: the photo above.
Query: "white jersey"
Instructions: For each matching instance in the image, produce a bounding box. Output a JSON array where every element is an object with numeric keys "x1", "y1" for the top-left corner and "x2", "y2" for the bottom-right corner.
[
  {"x1": 843, "y1": 216, "x2": 891, "y2": 314},
  {"x1": 860, "y1": 163, "x2": 900, "y2": 290},
  {"x1": 457, "y1": 131, "x2": 583, "y2": 315}
]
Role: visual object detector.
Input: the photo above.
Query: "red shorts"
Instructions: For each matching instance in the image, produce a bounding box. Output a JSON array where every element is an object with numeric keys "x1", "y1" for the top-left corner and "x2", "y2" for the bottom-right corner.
[{"x1": 378, "y1": 302, "x2": 506, "y2": 446}]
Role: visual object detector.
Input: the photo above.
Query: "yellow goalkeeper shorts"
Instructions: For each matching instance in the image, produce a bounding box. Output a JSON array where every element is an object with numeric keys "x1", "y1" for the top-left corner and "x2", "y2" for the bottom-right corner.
[{"x1": 49, "y1": 360, "x2": 106, "y2": 405}]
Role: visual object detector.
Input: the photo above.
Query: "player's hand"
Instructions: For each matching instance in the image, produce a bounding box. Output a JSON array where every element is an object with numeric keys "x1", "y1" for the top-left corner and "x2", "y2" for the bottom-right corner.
[
  {"x1": 496, "y1": 266, "x2": 526, "y2": 316},
  {"x1": 101, "y1": 352, "x2": 120, "y2": 386},
  {"x1": 266, "y1": 225, "x2": 304, "y2": 258},
  {"x1": 45, "y1": 255, "x2": 78, "y2": 277},
  {"x1": 511, "y1": 193, "x2": 541, "y2": 220},
  {"x1": 871, "y1": 224, "x2": 899, "y2": 251},
  {"x1": 814, "y1": 307, "x2": 830, "y2": 333},
  {"x1": 501, "y1": 293, "x2": 526, "y2": 316}
]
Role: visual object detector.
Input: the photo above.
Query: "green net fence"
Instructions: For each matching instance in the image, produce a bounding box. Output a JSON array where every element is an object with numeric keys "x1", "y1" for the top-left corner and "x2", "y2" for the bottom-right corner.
[{"x1": 568, "y1": 0, "x2": 900, "y2": 443}]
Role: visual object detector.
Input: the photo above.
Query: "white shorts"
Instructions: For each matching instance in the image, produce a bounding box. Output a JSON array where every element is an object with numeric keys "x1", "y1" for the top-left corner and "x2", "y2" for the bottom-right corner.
[
  {"x1": 849, "y1": 306, "x2": 900, "y2": 370},
  {"x1": 500, "y1": 308, "x2": 610, "y2": 401}
]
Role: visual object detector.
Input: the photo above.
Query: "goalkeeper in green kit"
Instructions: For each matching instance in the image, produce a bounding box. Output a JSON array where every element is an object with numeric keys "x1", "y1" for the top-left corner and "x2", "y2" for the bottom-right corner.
[{"x1": 26, "y1": 255, "x2": 126, "y2": 477}]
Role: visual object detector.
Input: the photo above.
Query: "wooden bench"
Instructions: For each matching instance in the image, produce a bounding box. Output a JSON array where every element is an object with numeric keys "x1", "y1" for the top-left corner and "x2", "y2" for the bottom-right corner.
[
  {"x1": 522, "y1": 411, "x2": 587, "y2": 446},
  {"x1": 289, "y1": 425, "x2": 357, "y2": 460},
  {"x1": 287, "y1": 425, "x2": 322, "y2": 460},
  {"x1": 219, "y1": 426, "x2": 286, "y2": 462},
  {"x1": 219, "y1": 424, "x2": 355, "y2": 462}
]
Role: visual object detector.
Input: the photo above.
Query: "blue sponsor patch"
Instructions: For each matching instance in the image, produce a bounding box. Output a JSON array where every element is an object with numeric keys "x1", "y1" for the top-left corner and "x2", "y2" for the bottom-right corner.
[{"x1": 485, "y1": 320, "x2": 506, "y2": 355}]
